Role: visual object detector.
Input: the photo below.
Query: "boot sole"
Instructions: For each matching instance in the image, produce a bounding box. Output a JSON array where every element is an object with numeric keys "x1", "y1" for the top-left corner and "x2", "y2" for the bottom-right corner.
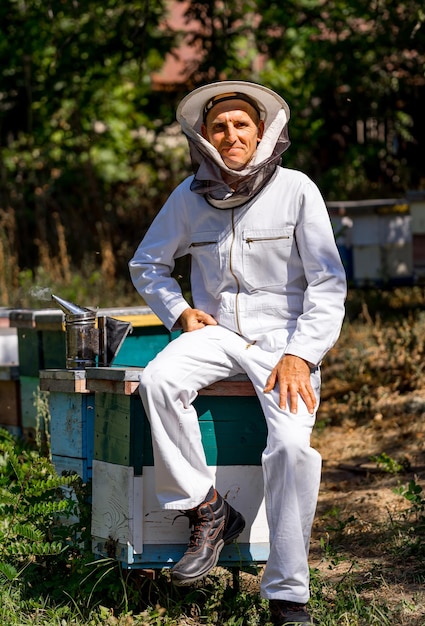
[
  {"x1": 171, "y1": 538, "x2": 225, "y2": 586},
  {"x1": 172, "y1": 514, "x2": 246, "y2": 586}
]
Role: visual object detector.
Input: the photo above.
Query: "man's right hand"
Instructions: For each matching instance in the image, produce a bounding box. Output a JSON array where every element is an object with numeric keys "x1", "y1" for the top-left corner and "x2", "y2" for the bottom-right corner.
[{"x1": 178, "y1": 308, "x2": 218, "y2": 332}]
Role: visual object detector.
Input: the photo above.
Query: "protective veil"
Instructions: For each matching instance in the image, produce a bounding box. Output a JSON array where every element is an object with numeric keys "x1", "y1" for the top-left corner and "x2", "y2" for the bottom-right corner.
[{"x1": 176, "y1": 81, "x2": 291, "y2": 209}]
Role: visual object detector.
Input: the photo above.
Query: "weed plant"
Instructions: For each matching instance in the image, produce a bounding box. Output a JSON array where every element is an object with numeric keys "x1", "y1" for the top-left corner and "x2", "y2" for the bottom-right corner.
[
  {"x1": 0, "y1": 418, "x2": 413, "y2": 625},
  {"x1": 0, "y1": 287, "x2": 425, "y2": 623},
  {"x1": 393, "y1": 479, "x2": 425, "y2": 560}
]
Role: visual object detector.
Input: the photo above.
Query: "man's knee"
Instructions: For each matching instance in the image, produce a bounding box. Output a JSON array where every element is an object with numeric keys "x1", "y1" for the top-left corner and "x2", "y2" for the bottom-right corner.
[
  {"x1": 139, "y1": 358, "x2": 184, "y2": 400},
  {"x1": 265, "y1": 430, "x2": 311, "y2": 462},
  {"x1": 139, "y1": 360, "x2": 166, "y2": 397}
]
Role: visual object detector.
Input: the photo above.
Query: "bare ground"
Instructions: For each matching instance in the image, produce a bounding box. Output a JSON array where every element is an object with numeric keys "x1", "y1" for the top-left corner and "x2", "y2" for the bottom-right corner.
[
  {"x1": 311, "y1": 385, "x2": 425, "y2": 623},
  {"x1": 228, "y1": 385, "x2": 425, "y2": 624}
]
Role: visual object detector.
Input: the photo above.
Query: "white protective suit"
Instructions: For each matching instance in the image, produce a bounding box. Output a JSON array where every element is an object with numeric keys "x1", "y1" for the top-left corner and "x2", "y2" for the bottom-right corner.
[{"x1": 129, "y1": 83, "x2": 346, "y2": 604}]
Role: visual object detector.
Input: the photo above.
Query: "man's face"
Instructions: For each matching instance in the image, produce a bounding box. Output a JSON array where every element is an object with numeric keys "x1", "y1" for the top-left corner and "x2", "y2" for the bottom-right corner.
[{"x1": 201, "y1": 99, "x2": 264, "y2": 170}]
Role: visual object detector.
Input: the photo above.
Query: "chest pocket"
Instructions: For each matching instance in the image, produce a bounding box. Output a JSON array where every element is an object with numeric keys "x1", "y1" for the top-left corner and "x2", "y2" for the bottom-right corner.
[
  {"x1": 189, "y1": 231, "x2": 223, "y2": 292},
  {"x1": 242, "y1": 228, "x2": 294, "y2": 290}
]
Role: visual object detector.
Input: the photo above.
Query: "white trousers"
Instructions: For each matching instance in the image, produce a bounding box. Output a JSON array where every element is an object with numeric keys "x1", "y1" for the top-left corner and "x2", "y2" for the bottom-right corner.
[{"x1": 138, "y1": 324, "x2": 322, "y2": 603}]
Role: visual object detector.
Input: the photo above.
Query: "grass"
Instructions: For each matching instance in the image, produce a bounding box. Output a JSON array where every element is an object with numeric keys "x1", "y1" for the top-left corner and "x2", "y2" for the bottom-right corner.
[
  {"x1": 0, "y1": 286, "x2": 424, "y2": 624},
  {"x1": 0, "y1": 565, "x2": 401, "y2": 625},
  {"x1": 0, "y1": 561, "x2": 417, "y2": 625}
]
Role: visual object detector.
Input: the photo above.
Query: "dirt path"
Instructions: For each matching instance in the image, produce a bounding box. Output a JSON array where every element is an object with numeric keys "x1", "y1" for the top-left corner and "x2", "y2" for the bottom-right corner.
[{"x1": 309, "y1": 387, "x2": 425, "y2": 623}]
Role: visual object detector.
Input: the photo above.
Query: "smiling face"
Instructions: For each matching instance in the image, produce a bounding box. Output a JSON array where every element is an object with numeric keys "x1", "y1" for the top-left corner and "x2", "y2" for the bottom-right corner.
[{"x1": 201, "y1": 99, "x2": 264, "y2": 170}]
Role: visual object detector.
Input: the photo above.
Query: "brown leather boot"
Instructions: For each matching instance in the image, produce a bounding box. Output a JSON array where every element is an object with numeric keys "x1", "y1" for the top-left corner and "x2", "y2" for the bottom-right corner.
[
  {"x1": 171, "y1": 487, "x2": 245, "y2": 586},
  {"x1": 269, "y1": 600, "x2": 313, "y2": 625}
]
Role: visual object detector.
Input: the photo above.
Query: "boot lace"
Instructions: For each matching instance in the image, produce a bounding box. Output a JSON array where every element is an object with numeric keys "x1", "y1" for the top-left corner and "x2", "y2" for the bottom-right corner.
[{"x1": 173, "y1": 509, "x2": 208, "y2": 549}]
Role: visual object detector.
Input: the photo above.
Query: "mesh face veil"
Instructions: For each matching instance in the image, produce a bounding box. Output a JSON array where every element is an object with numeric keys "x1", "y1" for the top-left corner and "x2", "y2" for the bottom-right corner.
[{"x1": 176, "y1": 81, "x2": 291, "y2": 209}]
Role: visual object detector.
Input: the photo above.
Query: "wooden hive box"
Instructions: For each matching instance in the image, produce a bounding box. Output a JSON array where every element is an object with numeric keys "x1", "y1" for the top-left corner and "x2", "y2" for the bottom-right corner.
[
  {"x1": 14, "y1": 307, "x2": 179, "y2": 438},
  {"x1": 11, "y1": 310, "x2": 66, "y2": 440},
  {"x1": 86, "y1": 367, "x2": 270, "y2": 570},
  {"x1": 106, "y1": 309, "x2": 181, "y2": 368},
  {"x1": 0, "y1": 365, "x2": 21, "y2": 434},
  {"x1": 39, "y1": 369, "x2": 94, "y2": 482}
]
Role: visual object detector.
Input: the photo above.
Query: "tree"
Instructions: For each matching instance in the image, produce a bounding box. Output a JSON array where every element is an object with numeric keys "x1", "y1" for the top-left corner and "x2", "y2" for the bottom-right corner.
[
  {"x1": 0, "y1": 1, "x2": 424, "y2": 306},
  {"x1": 179, "y1": 0, "x2": 425, "y2": 197},
  {"x1": 262, "y1": 0, "x2": 425, "y2": 197},
  {"x1": 0, "y1": 0, "x2": 181, "y2": 302}
]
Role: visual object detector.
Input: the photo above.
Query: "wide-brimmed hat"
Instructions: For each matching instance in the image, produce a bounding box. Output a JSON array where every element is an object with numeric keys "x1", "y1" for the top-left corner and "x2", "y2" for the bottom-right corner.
[{"x1": 176, "y1": 80, "x2": 290, "y2": 133}]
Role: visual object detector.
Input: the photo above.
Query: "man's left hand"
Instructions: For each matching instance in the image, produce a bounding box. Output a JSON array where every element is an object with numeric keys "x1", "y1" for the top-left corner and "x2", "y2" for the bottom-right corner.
[{"x1": 263, "y1": 354, "x2": 316, "y2": 414}]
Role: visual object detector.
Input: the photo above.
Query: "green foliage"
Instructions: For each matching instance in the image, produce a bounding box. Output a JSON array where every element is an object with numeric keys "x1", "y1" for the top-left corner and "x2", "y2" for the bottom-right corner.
[
  {"x1": 371, "y1": 452, "x2": 407, "y2": 474},
  {"x1": 0, "y1": 428, "x2": 77, "y2": 568},
  {"x1": 394, "y1": 478, "x2": 425, "y2": 553},
  {"x1": 0, "y1": 0, "x2": 187, "y2": 307},
  {"x1": 254, "y1": 0, "x2": 425, "y2": 197},
  {"x1": 1, "y1": 1, "x2": 424, "y2": 307},
  {"x1": 397, "y1": 479, "x2": 425, "y2": 510},
  {"x1": 322, "y1": 506, "x2": 357, "y2": 534}
]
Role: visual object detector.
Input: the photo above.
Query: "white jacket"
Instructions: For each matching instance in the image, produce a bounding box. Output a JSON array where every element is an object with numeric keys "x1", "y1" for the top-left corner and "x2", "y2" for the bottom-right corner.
[{"x1": 129, "y1": 167, "x2": 346, "y2": 366}]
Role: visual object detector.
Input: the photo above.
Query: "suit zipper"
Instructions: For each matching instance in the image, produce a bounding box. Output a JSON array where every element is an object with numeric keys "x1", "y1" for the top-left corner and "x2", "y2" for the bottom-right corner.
[
  {"x1": 229, "y1": 210, "x2": 242, "y2": 335},
  {"x1": 245, "y1": 235, "x2": 290, "y2": 248},
  {"x1": 189, "y1": 241, "x2": 218, "y2": 247}
]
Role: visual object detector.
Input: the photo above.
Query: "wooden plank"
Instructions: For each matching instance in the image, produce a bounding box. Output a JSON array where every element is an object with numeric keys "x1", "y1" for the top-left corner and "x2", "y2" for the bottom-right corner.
[
  {"x1": 140, "y1": 465, "x2": 268, "y2": 544},
  {"x1": 93, "y1": 389, "x2": 264, "y2": 468},
  {"x1": 40, "y1": 369, "x2": 87, "y2": 381},
  {"x1": 87, "y1": 378, "x2": 139, "y2": 395},
  {"x1": 87, "y1": 367, "x2": 142, "y2": 395},
  {"x1": 0, "y1": 380, "x2": 21, "y2": 427},
  {"x1": 49, "y1": 391, "x2": 95, "y2": 459},
  {"x1": 52, "y1": 454, "x2": 91, "y2": 482},
  {"x1": 91, "y1": 541, "x2": 270, "y2": 569},
  {"x1": 410, "y1": 201, "x2": 425, "y2": 234},
  {"x1": 42, "y1": 330, "x2": 66, "y2": 369},
  {"x1": 89, "y1": 306, "x2": 156, "y2": 324},
  {"x1": 87, "y1": 378, "x2": 256, "y2": 397},
  {"x1": 91, "y1": 460, "x2": 144, "y2": 555},
  {"x1": 10, "y1": 309, "x2": 63, "y2": 330},
  {"x1": 86, "y1": 368, "x2": 256, "y2": 397},
  {"x1": 17, "y1": 328, "x2": 42, "y2": 377},
  {"x1": 0, "y1": 329, "x2": 18, "y2": 365},
  {"x1": 40, "y1": 369, "x2": 88, "y2": 394},
  {"x1": 9, "y1": 309, "x2": 38, "y2": 329},
  {"x1": 112, "y1": 328, "x2": 180, "y2": 368},
  {"x1": 93, "y1": 393, "x2": 148, "y2": 472},
  {"x1": 32, "y1": 310, "x2": 64, "y2": 331},
  {"x1": 91, "y1": 462, "x2": 269, "y2": 568},
  {"x1": 10, "y1": 307, "x2": 160, "y2": 330},
  {"x1": 19, "y1": 375, "x2": 41, "y2": 430},
  {"x1": 40, "y1": 378, "x2": 88, "y2": 393},
  {"x1": 112, "y1": 313, "x2": 163, "y2": 326},
  {"x1": 19, "y1": 308, "x2": 158, "y2": 331},
  {"x1": 199, "y1": 380, "x2": 256, "y2": 396},
  {"x1": 86, "y1": 367, "x2": 141, "y2": 381},
  {"x1": 196, "y1": 396, "x2": 266, "y2": 466},
  {"x1": 0, "y1": 365, "x2": 20, "y2": 381},
  {"x1": 0, "y1": 310, "x2": 13, "y2": 328}
]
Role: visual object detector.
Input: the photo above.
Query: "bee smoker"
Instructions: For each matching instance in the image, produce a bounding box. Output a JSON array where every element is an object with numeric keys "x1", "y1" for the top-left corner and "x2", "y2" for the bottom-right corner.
[{"x1": 51, "y1": 294, "x2": 132, "y2": 369}]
